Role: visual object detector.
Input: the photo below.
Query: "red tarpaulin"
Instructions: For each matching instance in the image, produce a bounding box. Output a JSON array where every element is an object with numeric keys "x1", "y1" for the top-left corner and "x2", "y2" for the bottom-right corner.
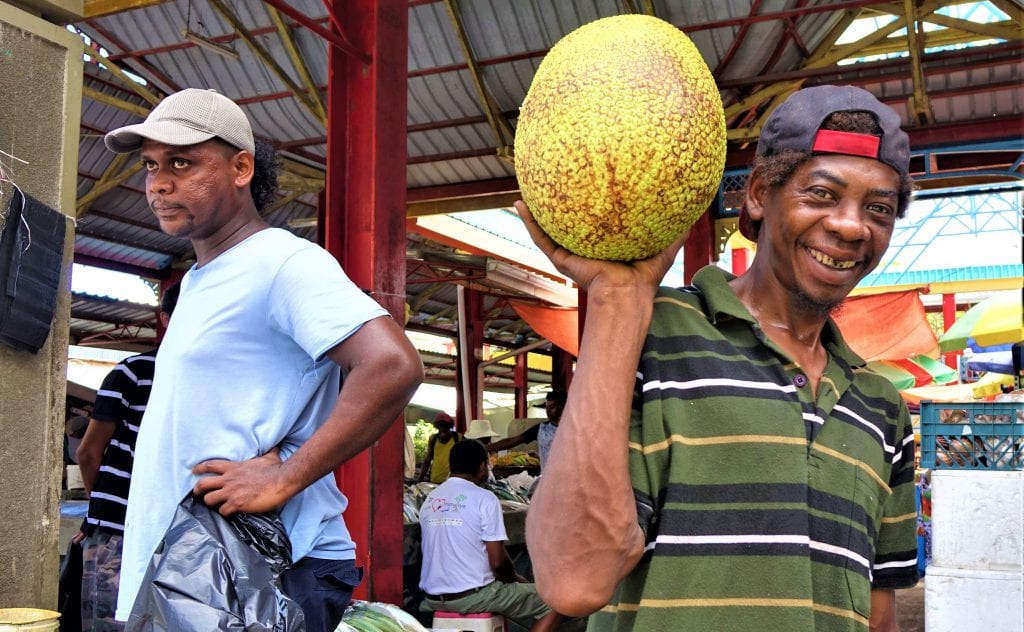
[
  {"x1": 510, "y1": 300, "x2": 579, "y2": 357},
  {"x1": 833, "y1": 290, "x2": 939, "y2": 362}
]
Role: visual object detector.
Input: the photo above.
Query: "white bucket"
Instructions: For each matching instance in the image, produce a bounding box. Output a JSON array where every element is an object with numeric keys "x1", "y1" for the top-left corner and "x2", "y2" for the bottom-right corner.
[
  {"x1": 66, "y1": 465, "x2": 84, "y2": 491},
  {"x1": 0, "y1": 609, "x2": 60, "y2": 631}
]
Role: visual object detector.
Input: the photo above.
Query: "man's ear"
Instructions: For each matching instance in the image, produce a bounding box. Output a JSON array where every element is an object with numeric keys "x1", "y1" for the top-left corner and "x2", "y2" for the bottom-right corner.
[
  {"x1": 744, "y1": 167, "x2": 770, "y2": 226},
  {"x1": 232, "y1": 150, "x2": 255, "y2": 189}
]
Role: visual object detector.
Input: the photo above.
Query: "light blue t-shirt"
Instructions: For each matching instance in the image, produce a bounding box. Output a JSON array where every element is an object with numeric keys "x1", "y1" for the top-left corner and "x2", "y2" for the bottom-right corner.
[{"x1": 116, "y1": 228, "x2": 388, "y2": 620}]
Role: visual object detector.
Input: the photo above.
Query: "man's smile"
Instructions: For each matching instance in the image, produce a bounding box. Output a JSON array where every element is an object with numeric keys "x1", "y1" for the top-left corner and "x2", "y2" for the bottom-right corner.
[{"x1": 805, "y1": 246, "x2": 858, "y2": 270}]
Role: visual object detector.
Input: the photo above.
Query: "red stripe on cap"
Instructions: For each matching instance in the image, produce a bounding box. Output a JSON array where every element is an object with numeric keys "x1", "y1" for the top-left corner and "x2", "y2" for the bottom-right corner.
[{"x1": 812, "y1": 129, "x2": 881, "y2": 159}]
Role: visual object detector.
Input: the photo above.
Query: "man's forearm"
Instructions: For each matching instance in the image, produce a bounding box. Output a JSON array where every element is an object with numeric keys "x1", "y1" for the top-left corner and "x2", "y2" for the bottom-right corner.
[
  {"x1": 280, "y1": 330, "x2": 423, "y2": 498},
  {"x1": 526, "y1": 285, "x2": 651, "y2": 615}
]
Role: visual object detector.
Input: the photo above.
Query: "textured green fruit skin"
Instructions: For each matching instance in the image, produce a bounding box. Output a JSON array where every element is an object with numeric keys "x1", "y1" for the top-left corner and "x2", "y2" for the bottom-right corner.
[{"x1": 515, "y1": 14, "x2": 727, "y2": 261}]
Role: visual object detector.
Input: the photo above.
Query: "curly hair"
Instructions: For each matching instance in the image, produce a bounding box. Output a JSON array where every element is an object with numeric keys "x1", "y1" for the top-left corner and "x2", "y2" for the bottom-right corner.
[
  {"x1": 747, "y1": 111, "x2": 913, "y2": 238},
  {"x1": 250, "y1": 139, "x2": 281, "y2": 213}
]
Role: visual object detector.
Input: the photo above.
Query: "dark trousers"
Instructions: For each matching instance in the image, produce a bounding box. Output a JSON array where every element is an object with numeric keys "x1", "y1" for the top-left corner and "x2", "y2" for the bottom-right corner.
[{"x1": 280, "y1": 557, "x2": 363, "y2": 632}]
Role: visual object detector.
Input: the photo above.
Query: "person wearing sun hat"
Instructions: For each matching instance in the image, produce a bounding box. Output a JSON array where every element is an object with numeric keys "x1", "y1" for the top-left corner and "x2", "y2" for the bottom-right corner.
[
  {"x1": 102, "y1": 88, "x2": 424, "y2": 631},
  {"x1": 464, "y1": 418, "x2": 501, "y2": 442},
  {"x1": 519, "y1": 85, "x2": 918, "y2": 631}
]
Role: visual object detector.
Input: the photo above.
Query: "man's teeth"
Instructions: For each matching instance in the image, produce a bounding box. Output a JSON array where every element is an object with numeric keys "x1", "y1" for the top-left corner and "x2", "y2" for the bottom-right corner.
[{"x1": 808, "y1": 248, "x2": 856, "y2": 269}]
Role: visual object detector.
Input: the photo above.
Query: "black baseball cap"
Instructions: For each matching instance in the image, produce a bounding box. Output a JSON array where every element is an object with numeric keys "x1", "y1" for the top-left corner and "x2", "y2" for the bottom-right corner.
[{"x1": 738, "y1": 85, "x2": 910, "y2": 241}]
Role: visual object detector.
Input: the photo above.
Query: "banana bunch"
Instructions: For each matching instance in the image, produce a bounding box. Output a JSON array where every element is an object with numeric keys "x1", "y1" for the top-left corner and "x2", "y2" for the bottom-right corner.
[
  {"x1": 491, "y1": 452, "x2": 539, "y2": 468},
  {"x1": 338, "y1": 600, "x2": 427, "y2": 632}
]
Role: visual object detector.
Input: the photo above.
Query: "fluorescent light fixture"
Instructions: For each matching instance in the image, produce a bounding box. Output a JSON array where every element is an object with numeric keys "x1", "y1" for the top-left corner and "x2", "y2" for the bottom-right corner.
[{"x1": 182, "y1": 29, "x2": 239, "y2": 60}]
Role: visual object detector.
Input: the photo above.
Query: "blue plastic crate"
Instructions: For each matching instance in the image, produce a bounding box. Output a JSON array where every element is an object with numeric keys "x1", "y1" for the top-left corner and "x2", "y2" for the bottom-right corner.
[{"x1": 920, "y1": 401, "x2": 1024, "y2": 470}]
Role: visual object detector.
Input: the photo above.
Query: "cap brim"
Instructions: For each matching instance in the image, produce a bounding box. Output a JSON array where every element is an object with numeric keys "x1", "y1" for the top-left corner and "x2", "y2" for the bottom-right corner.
[{"x1": 104, "y1": 121, "x2": 217, "y2": 153}]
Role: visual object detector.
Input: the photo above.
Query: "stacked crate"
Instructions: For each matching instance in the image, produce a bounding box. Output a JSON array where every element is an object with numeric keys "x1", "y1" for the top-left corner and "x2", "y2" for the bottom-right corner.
[{"x1": 921, "y1": 401, "x2": 1023, "y2": 632}]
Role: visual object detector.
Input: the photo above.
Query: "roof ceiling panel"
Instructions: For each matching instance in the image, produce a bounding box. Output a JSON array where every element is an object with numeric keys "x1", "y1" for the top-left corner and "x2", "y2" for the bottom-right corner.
[
  {"x1": 408, "y1": 72, "x2": 487, "y2": 121},
  {"x1": 408, "y1": 3, "x2": 460, "y2": 71},
  {"x1": 408, "y1": 156, "x2": 514, "y2": 190},
  {"x1": 66, "y1": 0, "x2": 1022, "y2": 350},
  {"x1": 409, "y1": 124, "x2": 494, "y2": 158},
  {"x1": 74, "y1": 235, "x2": 174, "y2": 270}
]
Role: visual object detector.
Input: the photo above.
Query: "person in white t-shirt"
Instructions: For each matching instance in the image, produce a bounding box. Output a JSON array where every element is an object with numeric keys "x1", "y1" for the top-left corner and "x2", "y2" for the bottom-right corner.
[{"x1": 418, "y1": 440, "x2": 561, "y2": 632}]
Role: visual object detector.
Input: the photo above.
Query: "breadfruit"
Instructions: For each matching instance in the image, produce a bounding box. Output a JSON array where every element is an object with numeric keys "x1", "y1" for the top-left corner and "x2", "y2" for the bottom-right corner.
[{"x1": 515, "y1": 14, "x2": 726, "y2": 261}]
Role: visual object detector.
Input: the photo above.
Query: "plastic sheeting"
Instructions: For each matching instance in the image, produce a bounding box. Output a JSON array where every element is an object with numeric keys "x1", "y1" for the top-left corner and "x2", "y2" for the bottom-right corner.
[
  {"x1": 510, "y1": 300, "x2": 579, "y2": 356},
  {"x1": 833, "y1": 290, "x2": 939, "y2": 362},
  {"x1": 126, "y1": 494, "x2": 304, "y2": 631}
]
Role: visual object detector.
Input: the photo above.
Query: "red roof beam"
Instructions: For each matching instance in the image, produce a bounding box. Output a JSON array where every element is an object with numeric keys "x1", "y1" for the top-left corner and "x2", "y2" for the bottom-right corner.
[
  {"x1": 263, "y1": 0, "x2": 370, "y2": 62},
  {"x1": 73, "y1": 253, "x2": 171, "y2": 280},
  {"x1": 407, "y1": 177, "x2": 519, "y2": 203}
]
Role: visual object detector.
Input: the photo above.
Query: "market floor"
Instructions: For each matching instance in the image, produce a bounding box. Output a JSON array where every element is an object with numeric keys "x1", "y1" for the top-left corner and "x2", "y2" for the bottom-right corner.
[{"x1": 897, "y1": 579, "x2": 925, "y2": 632}]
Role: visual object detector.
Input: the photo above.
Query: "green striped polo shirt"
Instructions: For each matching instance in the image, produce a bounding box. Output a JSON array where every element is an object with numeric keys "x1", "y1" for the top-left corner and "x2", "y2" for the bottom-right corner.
[{"x1": 589, "y1": 266, "x2": 919, "y2": 632}]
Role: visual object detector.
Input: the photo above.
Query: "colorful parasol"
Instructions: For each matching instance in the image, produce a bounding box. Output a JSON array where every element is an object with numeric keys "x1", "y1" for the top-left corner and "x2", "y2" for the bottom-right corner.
[
  {"x1": 900, "y1": 372, "x2": 1015, "y2": 406},
  {"x1": 938, "y1": 292, "x2": 1024, "y2": 352},
  {"x1": 867, "y1": 355, "x2": 959, "y2": 391},
  {"x1": 965, "y1": 350, "x2": 1015, "y2": 375}
]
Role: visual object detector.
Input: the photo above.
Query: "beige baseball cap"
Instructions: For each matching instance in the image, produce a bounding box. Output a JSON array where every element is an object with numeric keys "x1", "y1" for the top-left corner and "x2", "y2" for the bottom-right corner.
[{"x1": 105, "y1": 88, "x2": 255, "y2": 154}]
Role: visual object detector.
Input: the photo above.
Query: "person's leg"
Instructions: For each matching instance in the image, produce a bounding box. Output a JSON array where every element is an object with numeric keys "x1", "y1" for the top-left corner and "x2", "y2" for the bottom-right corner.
[
  {"x1": 443, "y1": 581, "x2": 558, "y2": 630},
  {"x1": 280, "y1": 557, "x2": 362, "y2": 632},
  {"x1": 81, "y1": 532, "x2": 126, "y2": 632},
  {"x1": 80, "y1": 534, "x2": 98, "y2": 631}
]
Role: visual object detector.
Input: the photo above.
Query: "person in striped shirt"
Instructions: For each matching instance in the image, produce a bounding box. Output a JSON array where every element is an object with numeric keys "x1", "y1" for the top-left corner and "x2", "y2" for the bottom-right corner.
[
  {"x1": 519, "y1": 85, "x2": 919, "y2": 632},
  {"x1": 74, "y1": 282, "x2": 179, "y2": 631}
]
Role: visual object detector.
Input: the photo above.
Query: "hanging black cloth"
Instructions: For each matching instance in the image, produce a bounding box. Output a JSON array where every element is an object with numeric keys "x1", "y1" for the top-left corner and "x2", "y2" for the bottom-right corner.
[{"x1": 0, "y1": 187, "x2": 66, "y2": 353}]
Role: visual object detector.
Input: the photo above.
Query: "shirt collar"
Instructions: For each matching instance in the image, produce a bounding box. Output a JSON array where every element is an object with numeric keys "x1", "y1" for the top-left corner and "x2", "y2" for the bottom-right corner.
[{"x1": 688, "y1": 265, "x2": 865, "y2": 369}]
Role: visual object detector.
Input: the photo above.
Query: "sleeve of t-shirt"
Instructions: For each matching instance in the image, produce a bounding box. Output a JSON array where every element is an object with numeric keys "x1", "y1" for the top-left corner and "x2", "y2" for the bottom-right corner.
[
  {"x1": 266, "y1": 243, "x2": 389, "y2": 360},
  {"x1": 523, "y1": 424, "x2": 540, "y2": 442},
  {"x1": 91, "y1": 360, "x2": 133, "y2": 423},
  {"x1": 479, "y1": 491, "x2": 508, "y2": 542},
  {"x1": 871, "y1": 401, "x2": 920, "y2": 589},
  {"x1": 630, "y1": 322, "x2": 669, "y2": 547}
]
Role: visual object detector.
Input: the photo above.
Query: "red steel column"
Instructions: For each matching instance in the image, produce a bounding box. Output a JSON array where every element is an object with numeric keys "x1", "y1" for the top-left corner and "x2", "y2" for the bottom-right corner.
[
  {"x1": 514, "y1": 354, "x2": 528, "y2": 417},
  {"x1": 324, "y1": 0, "x2": 407, "y2": 603},
  {"x1": 731, "y1": 247, "x2": 748, "y2": 276},
  {"x1": 942, "y1": 293, "x2": 958, "y2": 369},
  {"x1": 684, "y1": 210, "x2": 715, "y2": 284}
]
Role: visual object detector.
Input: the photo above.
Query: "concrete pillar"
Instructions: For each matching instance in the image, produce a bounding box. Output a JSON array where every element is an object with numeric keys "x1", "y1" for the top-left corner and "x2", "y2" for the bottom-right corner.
[{"x1": 0, "y1": 2, "x2": 82, "y2": 609}]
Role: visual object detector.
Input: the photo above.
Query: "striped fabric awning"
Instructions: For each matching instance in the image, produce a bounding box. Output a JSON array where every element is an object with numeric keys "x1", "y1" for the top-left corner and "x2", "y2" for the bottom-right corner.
[{"x1": 866, "y1": 356, "x2": 959, "y2": 391}]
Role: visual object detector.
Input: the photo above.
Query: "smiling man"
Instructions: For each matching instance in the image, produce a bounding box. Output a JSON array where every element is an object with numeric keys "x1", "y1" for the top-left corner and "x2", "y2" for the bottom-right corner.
[
  {"x1": 103, "y1": 88, "x2": 423, "y2": 632},
  {"x1": 521, "y1": 85, "x2": 919, "y2": 632}
]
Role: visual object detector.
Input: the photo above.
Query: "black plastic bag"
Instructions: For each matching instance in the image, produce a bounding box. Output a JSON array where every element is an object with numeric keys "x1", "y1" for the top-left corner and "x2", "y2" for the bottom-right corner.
[
  {"x1": 57, "y1": 539, "x2": 83, "y2": 632},
  {"x1": 126, "y1": 493, "x2": 305, "y2": 631}
]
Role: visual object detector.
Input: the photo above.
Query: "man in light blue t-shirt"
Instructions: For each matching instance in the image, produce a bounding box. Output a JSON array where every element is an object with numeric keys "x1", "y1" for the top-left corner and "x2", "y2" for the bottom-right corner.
[{"x1": 103, "y1": 88, "x2": 424, "y2": 632}]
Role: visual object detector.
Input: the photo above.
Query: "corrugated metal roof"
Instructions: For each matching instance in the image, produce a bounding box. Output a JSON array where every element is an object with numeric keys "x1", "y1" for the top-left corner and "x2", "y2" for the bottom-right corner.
[{"x1": 68, "y1": 0, "x2": 1023, "y2": 349}]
